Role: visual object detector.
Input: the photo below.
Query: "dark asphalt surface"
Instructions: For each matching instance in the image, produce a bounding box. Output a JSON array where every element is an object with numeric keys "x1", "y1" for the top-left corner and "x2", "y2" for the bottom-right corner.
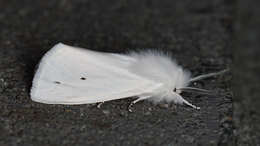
[
  {"x1": 233, "y1": 0, "x2": 260, "y2": 145},
  {"x1": 0, "y1": 0, "x2": 233, "y2": 146}
]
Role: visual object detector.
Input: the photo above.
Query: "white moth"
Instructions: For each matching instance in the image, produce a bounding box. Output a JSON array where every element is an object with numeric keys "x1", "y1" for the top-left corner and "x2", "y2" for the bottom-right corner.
[{"x1": 31, "y1": 43, "x2": 228, "y2": 111}]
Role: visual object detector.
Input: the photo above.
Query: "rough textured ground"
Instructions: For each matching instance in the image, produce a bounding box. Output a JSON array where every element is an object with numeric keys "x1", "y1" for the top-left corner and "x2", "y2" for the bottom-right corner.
[
  {"x1": 0, "y1": 0, "x2": 233, "y2": 146},
  {"x1": 233, "y1": 0, "x2": 260, "y2": 145}
]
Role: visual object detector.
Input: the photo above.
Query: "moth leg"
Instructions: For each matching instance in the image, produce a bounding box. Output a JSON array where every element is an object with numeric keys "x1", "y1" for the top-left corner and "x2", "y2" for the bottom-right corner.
[
  {"x1": 182, "y1": 97, "x2": 200, "y2": 110},
  {"x1": 97, "y1": 102, "x2": 104, "y2": 108},
  {"x1": 128, "y1": 96, "x2": 150, "y2": 112}
]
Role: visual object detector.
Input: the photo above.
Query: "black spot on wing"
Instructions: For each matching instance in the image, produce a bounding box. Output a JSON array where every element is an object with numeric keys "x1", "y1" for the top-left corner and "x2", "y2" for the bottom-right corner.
[
  {"x1": 54, "y1": 81, "x2": 61, "y2": 84},
  {"x1": 80, "y1": 77, "x2": 86, "y2": 80}
]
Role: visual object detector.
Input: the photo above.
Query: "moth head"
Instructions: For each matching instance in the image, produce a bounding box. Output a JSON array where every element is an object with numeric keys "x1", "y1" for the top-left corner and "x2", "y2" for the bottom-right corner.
[
  {"x1": 172, "y1": 68, "x2": 191, "y2": 93},
  {"x1": 173, "y1": 83, "x2": 214, "y2": 95},
  {"x1": 169, "y1": 69, "x2": 228, "y2": 109},
  {"x1": 173, "y1": 69, "x2": 229, "y2": 96},
  {"x1": 173, "y1": 87, "x2": 182, "y2": 94}
]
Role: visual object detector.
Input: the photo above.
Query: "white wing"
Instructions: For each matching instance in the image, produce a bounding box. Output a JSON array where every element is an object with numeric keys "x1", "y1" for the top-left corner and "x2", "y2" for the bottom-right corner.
[{"x1": 31, "y1": 43, "x2": 161, "y2": 104}]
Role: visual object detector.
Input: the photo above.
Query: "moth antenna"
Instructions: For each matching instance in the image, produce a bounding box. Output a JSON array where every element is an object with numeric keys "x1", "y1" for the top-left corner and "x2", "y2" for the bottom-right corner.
[
  {"x1": 189, "y1": 69, "x2": 229, "y2": 82},
  {"x1": 177, "y1": 87, "x2": 214, "y2": 95}
]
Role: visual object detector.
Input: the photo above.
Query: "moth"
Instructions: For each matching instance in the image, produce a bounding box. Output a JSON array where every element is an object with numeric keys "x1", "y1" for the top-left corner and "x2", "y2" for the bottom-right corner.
[{"x1": 31, "y1": 43, "x2": 228, "y2": 111}]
